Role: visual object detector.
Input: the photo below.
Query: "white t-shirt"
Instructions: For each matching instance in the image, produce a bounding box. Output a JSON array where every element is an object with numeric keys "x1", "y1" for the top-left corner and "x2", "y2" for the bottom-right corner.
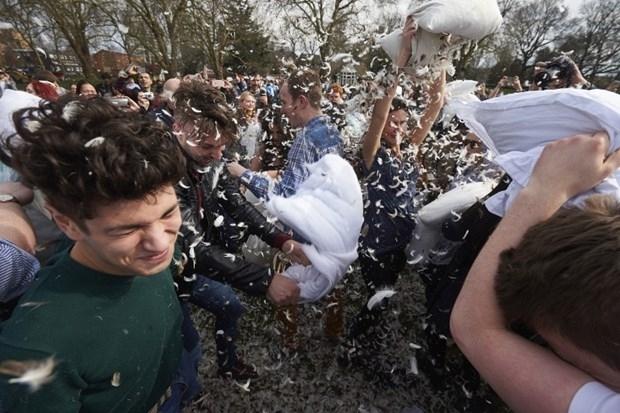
[{"x1": 569, "y1": 382, "x2": 620, "y2": 413}]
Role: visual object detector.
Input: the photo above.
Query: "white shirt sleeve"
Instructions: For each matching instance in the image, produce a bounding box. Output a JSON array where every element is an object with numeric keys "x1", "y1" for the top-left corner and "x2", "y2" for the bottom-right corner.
[{"x1": 569, "y1": 381, "x2": 620, "y2": 413}]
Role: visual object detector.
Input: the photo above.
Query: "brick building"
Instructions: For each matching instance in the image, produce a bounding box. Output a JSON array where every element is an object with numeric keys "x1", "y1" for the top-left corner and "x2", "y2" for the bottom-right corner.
[{"x1": 92, "y1": 50, "x2": 144, "y2": 75}]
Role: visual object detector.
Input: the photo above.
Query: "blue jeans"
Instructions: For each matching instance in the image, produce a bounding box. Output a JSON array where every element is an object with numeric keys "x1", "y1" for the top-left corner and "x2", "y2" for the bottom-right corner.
[{"x1": 160, "y1": 276, "x2": 243, "y2": 413}]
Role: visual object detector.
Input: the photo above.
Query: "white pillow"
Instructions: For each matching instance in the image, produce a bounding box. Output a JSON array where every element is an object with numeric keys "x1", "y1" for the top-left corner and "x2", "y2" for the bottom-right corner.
[
  {"x1": 265, "y1": 154, "x2": 364, "y2": 302},
  {"x1": 379, "y1": 28, "x2": 444, "y2": 68},
  {"x1": 408, "y1": 0, "x2": 503, "y2": 41},
  {"x1": 442, "y1": 80, "x2": 480, "y2": 126},
  {"x1": 379, "y1": 0, "x2": 502, "y2": 70},
  {"x1": 452, "y1": 89, "x2": 620, "y2": 156},
  {"x1": 451, "y1": 89, "x2": 620, "y2": 216}
]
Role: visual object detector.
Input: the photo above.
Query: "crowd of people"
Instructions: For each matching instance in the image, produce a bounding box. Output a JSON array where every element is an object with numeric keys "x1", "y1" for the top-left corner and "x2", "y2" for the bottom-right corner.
[{"x1": 0, "y1": 15, "x2": 618, "y2": 413}]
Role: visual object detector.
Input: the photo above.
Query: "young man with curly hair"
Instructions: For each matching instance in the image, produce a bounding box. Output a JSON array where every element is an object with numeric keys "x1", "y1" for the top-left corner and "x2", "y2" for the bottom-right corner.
[
  {"x1": 164, "y1": 82, "x2": 309, "y2": 410},
  {"x1": 0, "y1": 97, "x2": 186, "y2": 413}
]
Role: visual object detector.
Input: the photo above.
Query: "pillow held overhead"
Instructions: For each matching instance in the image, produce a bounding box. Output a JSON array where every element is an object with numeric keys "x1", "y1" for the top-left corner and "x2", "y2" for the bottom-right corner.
[
  {"x1": 408, "y1": 0, "x2": 503, "y2": 41},
  {"x1": 380, "y1": 0, "x2": 503, "y2": 69}
]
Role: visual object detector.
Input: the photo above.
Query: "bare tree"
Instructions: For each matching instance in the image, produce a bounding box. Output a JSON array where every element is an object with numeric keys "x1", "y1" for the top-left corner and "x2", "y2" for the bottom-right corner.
[
  {"x1": 502, "y1": 0, "x2": 568, "y2": 76},
  {"x1": 264, "y1": 0, "x2": 364, "y2": 63},
  {"x1": 182, "y1": 0, "x2": 232, "y2": 78},
  {"x1": 120, "y1": 0, "x2": 189, "y2": 74},
  {"x1": 562, "y1": 0, "x2": 620, "y2": 80},
  {"x1": 33, "y1": 0, "x2": 113, "y2": 78},
  {"x1": 0, "y1": 0, "x2": 48, "y2": 69},
  {"x1": 98, "y1": 0, "x2": 145, "y2": 61},
  {"x1": 497, "y1": 0, "x2": 521, "y2": 17}
]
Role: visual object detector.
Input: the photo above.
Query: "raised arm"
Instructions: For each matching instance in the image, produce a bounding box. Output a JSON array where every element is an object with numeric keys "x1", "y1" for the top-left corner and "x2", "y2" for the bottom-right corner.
[
  {"x1": 361, "y1": 85, "x2": 398, "y2": 170},
  {"x1": 451, "y1": 133, "x2": 620, "y2": 413},
  {"x1": 361, "y1": 16, "x2": 416, "y2": 170},
  {"x1": 407, "y1": 70, "x2": 446, "y2": 147}
]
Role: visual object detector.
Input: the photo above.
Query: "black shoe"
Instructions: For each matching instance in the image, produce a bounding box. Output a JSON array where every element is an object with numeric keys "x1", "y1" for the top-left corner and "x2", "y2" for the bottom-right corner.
[{"x1": 217, "y1": 359, "x2": 259, "y2": 381}]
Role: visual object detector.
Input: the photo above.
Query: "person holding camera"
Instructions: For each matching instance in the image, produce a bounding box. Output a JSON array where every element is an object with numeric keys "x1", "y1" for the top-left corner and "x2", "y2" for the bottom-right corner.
[
  {"x1": 489, "y1": 75, "x2": 523, "y2": 98},
  {"x1": 531, "y1": 55, "x2": 590, "y2": 91}
]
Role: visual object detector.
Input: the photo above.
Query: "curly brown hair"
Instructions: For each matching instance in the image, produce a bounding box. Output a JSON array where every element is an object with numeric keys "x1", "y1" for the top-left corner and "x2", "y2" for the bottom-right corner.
[
  {"x1": 4, "y1": 96, "x2": 185, "y2": 222},
  {"x1": 173, "y1": 80, "x2": 237, "y2": 144},
  {"x1": 496, "y1": 195, "x2": 620, "y2": 370}
]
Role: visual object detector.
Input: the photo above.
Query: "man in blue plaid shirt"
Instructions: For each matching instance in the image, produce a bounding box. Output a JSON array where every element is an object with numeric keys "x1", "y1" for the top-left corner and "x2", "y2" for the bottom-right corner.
[{"x1": 228, "y1": 69, "x2": 343, "y2": 199}]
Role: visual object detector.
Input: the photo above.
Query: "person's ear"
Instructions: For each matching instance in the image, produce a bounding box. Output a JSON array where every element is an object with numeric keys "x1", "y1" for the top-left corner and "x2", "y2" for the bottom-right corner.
[
  {"x1": 297, "y1": 95, "x2": 309, "y2": 110},
  {"x1": 47, "y1": 206, "x2": 87, "y2": 241},
  {"x1": 172, "y1": 121, "x2": 185, "y2": 140}
]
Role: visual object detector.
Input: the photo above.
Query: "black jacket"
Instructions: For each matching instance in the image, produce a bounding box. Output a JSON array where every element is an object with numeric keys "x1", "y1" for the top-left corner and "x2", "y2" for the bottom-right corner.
[{"x1": 175, "y1": 154, "x2": 290, "y2": 297}]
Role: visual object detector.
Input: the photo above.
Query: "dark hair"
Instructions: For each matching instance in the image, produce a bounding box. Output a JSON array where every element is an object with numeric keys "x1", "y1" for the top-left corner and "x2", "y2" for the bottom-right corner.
[
  {"x1": 286, "y1": 69, "x2": 322, "y2": 109},
  {"x1": 4, "y1": 96, "x2": 185, "y2": 222},
  {"x1": 260, "y1": 106, "x2": 292, "y2": 143},
  {"x1": 76, "y1": 79, "x2": 94, "y2": 96},
  {"x1": 534, "y1": 55, "x2": 577, "y2": 90},
  {"x1": 32, "y1": 69, "x2": 58, "y2": 84},
  {"x1": 173, "y1": 80, "x2": 237, "y2": 144},
  {"x1": 496, "y1": 195, "x2": 620, "y2": 370},
  {"x1": 390, "y1": 96, "x2": 408, "y2": 113}
]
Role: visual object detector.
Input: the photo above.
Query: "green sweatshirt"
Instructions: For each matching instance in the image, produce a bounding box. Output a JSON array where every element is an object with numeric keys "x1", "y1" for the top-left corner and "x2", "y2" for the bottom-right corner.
[{"x1": 0, "y1": 251, "x2": 182, "y2": 413}]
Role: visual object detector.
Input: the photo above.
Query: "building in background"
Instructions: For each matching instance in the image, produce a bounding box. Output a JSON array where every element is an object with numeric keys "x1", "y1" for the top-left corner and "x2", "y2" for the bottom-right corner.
[{"x1": 92, "y1": 50, "x2": 145, "y2": 75}]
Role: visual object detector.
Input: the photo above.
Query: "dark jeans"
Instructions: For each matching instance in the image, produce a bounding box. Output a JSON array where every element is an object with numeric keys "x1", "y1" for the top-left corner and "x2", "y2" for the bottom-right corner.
[
  {"x1": 160, "y1": 303, "x2": 202, "y2": 413},
  {"x1": 190, "y1": 275, "x2": 244, "y2": 370},
  {"x1": 349, "y1": 249, "x2": 406, "y2": 340},
  {"x1": 161, "y1": 275, "x2": 244, "y2": 413}
]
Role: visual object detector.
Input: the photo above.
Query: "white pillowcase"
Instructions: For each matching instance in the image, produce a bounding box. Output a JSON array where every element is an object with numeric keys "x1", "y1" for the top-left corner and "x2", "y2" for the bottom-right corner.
[
  {"x1": 442, "y1": 80, "x2": 480, "y2": 126},
  {"x1": 380, "y1": 0, "x2": 503, "y2": 69},
  {"x1": 407, "y1": 181, "x2": 494, "y2": 264},
  {"x1": 451, "y1": 89, "x2": 620, "y2": 216},
  {"x1": 408, "y1": 0, "x2": 503, "y2": 41},
  {"x1": 266, "y1": 154, "x2": 363, "y2": 302}
]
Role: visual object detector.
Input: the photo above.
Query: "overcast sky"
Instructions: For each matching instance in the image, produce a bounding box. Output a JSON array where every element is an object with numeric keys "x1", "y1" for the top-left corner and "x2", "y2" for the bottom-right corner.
[{"x1": 564, "y1": 0, "x2": 584, "y2": 15}]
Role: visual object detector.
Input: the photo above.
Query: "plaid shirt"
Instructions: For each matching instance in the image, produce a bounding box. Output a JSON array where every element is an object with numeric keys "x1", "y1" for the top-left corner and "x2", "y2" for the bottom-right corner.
[{"x1": 241, "y1": 115, "x2": 343, "y2": 199}]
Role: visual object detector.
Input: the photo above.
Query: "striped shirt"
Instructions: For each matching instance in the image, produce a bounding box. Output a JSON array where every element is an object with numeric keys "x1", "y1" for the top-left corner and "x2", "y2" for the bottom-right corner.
[{"x1": 0, "y1": 239, "x2": 39, "y2": 302}]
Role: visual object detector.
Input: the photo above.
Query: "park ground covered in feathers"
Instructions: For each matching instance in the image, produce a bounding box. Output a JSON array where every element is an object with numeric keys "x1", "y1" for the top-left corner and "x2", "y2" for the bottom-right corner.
[{"x1": 187, "y1": 260, "x2": 511, "y2": 413}]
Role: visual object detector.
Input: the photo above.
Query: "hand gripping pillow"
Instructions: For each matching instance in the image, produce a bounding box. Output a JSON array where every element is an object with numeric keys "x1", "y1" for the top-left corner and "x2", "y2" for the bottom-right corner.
[
  {"x1": 451, "y1": 89, "x2": 620, "y2": 216},
  {"x1": 380, "y1": 0, "x2": 503, "y2": 69}
]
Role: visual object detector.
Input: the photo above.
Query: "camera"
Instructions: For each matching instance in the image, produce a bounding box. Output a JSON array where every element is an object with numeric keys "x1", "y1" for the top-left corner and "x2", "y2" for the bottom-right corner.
[
  {"x1": 534, "y1": 56, "x2": 575, "y2": 90},
  {"x1": 142, "y1": 92, "x2": 154, "y2": 100}
]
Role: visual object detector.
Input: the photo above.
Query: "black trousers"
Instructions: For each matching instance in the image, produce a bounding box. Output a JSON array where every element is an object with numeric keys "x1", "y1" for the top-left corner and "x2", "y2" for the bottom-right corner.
[{"x1": 349, "y1": 248, "x2": 407, "y2": 339}]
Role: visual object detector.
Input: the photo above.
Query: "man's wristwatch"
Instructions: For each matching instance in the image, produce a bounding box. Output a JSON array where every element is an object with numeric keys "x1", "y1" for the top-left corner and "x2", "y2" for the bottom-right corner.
[{"x1": 0, "y1": 193, "x2": 18, "y2": 204}]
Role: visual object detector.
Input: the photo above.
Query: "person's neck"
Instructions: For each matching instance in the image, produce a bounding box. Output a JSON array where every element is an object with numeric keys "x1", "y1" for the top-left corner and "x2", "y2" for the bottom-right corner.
[
  {"x1": 384, "y1": 140, "x2": 402, "y2": 158},
  {"x1": 299, "y1": 108, "x2": 322, "y2": 127}
]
